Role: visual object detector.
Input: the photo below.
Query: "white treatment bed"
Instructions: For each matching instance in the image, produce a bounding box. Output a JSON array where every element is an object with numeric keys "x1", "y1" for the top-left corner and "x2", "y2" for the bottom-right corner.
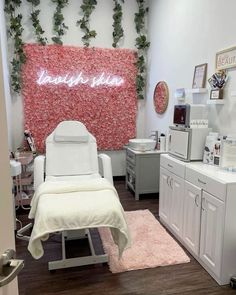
[{"x1": 28, "y1": 121, "x2": 130, "y2": 270}]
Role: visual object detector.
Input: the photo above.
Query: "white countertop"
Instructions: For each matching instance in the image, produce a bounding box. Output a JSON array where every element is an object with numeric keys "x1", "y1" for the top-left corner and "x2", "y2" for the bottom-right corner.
[
  {"x1": 127, "y1": 147, "x2": 168, "y2": 155},
  {"x1": 187, "y1": 161, "x2": 236, "y2": 184},
  {"x1": 161, "y1": 154, "x2": 236, "y2": 184}
]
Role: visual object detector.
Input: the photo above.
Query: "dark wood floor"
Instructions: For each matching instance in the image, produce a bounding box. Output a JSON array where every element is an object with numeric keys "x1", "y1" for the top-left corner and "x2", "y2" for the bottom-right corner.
[{"x1": 16, "y1": 178, "x2": 235, "y2": 295}]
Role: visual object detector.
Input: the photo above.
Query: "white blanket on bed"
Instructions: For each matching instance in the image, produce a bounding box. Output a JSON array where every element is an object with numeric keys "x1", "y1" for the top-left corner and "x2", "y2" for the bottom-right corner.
[{"x1": 28, "y1": 178, "x2": 130, "y2": 259}]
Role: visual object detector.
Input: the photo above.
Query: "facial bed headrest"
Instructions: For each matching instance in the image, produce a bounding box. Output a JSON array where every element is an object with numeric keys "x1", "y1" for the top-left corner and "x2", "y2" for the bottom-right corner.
[
  {"x1": 46, "y1": 120, "x2": 98, "y2": 176},
  {"x1": 54, "y1": 121, "x2": 89, "y2": 143}
]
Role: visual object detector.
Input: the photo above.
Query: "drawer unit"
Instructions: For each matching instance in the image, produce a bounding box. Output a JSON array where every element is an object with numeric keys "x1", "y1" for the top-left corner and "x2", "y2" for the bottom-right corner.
[
  {"x1": 185, "y1": 167, "x2": 226, "y2": 202},
  {"x1": 160, "y1": 154, "x2": 185, "y2": 179},
  {"x1": 126, "y1": 148, "x2": 164, "y2": 200},
  {"x1": 126, "y1": 161, "x2": 135, "y2": 173},
  {"x1": 126, "y1": 169, "x2": 135, "y2": 191},
  {"x1": 126, "y1": 148, "x2": 136, "y2": 165},
  {"x1": 160, "y1": 155, "x2": 236, "y2": 285}
]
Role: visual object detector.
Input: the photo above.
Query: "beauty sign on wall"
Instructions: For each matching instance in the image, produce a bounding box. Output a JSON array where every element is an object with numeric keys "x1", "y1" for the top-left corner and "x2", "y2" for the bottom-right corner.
[
  {"x1": 216, "y1": 46, "x2": 236, "y2": 70},
  {"x1": 22, "y1": 44, "x2": 137, "y2": 152}
]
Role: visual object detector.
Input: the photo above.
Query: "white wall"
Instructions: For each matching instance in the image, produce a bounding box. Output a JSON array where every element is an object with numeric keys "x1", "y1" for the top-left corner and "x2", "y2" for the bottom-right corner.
[
  {"x1": 146, "y1": 0, "x2": 236, "y2": 138},
  {"x1": 7, "y1": 0, "x2": 145, "y2": 153}
]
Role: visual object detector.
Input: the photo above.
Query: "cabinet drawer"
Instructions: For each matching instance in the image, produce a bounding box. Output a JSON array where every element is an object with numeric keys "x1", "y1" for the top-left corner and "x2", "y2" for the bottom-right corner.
[
  {"x1": 126, "y1": 149, "x2": 136, "y2": 165},
  {"x1": 126, "y1": 161, "x2": 135, "y2": 174},
  {"x1": 185, "y1": 167, "x2": 226, "y2": 201},
  {"x1": 160, "y1": 155, "x2": 185, "y2": 178}
]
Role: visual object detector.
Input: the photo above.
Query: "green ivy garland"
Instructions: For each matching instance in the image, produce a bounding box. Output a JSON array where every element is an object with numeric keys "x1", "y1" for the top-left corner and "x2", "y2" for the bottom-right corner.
[
  {"x1": 4, "y1": 0, "x2": 149, "y2": 94},
  {"x1": 77, "y1": 0, "x2": 97, "y2": 47},
  {"x1": 27, "y1": 0, "x2": 47, "y2": 45},
  {"x1": 4, "y1": 0, "x2": 26, "y2": 93},
  {"x1": 112, "y1": 0, "x2": 124, "y2": 48},
  {"x1": 51, "y1": 0, "x2": 69, "y2": 45},
  {"x1": 134, "y1": 0, "x2": 150, "y2": 99}
]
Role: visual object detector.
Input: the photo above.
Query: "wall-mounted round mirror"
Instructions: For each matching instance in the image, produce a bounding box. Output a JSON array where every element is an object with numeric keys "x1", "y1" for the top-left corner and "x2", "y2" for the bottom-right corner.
[{"x1": 153, "y1": 81, "x2": 169, "y2": 114}]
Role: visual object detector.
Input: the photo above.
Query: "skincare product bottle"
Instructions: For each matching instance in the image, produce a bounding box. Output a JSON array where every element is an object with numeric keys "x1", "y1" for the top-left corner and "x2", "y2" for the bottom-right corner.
[
  {"x1": 160, "y1": 133, "x2": 166, "y2": 151},
  {"x1": 203, "y1": 132, "x2": 219, "y2": 165}
]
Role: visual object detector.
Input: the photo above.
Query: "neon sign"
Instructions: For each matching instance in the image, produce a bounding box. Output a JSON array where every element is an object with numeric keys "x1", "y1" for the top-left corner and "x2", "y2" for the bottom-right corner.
[{"x1": 37, "y1": 70, "x2": 124, "y2": 88}]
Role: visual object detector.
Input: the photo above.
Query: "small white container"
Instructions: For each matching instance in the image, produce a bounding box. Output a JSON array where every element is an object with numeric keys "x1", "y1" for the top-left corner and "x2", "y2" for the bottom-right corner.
[
  {"x1": 159, "y1": 134, "x2": 166, "y2": 151},
  {"x1": 129, "y1": 138, "x2": 156, "y2": 151},
  {"x1": 203, "y1": 132, "x2": 219, "y2": 165}
]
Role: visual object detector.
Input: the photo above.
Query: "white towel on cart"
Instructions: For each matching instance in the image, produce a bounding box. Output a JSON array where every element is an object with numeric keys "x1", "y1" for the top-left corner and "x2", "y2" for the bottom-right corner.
[{"x1": 28, "y1": 178, "x2": 130, "y2": 259}]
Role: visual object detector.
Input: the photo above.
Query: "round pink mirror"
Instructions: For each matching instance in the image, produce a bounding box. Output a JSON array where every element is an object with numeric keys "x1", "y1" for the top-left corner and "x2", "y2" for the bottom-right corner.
[{"x1": 153, "y1": 81, "x2": 169, "y2": 114}]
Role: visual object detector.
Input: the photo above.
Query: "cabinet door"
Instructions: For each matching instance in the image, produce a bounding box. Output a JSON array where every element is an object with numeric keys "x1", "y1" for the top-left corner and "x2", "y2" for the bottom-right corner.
[
  {"x1": 200, "y1": 191, "x2": 225, "y2": 277},
  {"x1": 159, "y1": 167, "x2": 172, "y2": 224},
  {"x1": 169, "y1": 174, "x2": 184, "y2": 238},
  {"x1": 183, "y1": 181, "x2": 201, "y2": 255},
  {"x1": 137, "y1": 155, "x2": 160, "y2": 192}
]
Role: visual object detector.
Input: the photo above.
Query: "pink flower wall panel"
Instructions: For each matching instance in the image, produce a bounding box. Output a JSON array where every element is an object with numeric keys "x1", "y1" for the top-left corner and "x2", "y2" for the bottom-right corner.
[{"x1": 22, "y1": 44, "x2": 137, "y2": 152}]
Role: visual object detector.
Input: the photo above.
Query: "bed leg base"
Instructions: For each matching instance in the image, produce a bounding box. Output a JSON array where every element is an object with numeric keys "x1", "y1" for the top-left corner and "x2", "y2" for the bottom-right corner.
[{"x1": 48, "y1": 254, "x2": 108, "y2": 271}]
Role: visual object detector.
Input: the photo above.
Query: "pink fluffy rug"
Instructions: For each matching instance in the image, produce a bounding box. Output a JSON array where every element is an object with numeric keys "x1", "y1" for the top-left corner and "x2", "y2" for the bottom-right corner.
[{"x1": 98, "y1": 210, "x2": 190, "y2": 273}]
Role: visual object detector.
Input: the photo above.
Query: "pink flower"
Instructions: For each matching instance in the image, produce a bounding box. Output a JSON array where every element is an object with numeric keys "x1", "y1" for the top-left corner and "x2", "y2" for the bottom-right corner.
[{"x1": 22, "y1": 44, "x2": 138, "y2": 152}]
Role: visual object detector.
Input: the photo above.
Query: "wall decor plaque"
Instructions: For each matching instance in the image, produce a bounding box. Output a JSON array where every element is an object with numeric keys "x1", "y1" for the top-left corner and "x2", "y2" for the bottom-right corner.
[
  {"x1": 192, "y1": 63, "x2": 207, "y2": 88},
  {"x1": 216, "y1": 46, "x2": 236, "y2": 70},
  {"x1": 153, "y1": 81, "x2": 169, "y2": 114}
]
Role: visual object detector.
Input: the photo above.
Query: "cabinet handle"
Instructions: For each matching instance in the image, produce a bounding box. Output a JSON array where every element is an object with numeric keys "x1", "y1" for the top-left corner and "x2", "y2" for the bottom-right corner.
[
  {"x1": 170, "y1": 178, "x2": 173, "y2": 189},
  {"x1": 168, "y1": 164, "x2": 173, "y2": 168},
  {"x1": 195, "y1": 194, "x2": 199, "y2": 207},
  {"x1": 201, "y1": 197, "x2": 206, "y2": 211},
  {"x1": 167, "y1": 176, "x2": 170, "y2": 186},
  {"x1": 198, "y1": 178, "x2": 206, "y2": 185}
]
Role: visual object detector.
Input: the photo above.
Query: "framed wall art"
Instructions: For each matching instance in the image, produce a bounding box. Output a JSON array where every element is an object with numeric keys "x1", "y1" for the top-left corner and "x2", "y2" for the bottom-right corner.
[
  {"x1": 153, "y1": 81, "x2": 169, "y2": 114},
  {"x1": 192, "y1": 63, "x2": 207, "y2": 89},
  {"x1": 216, "y1": 46, "x2": 236, "y2": 70}
]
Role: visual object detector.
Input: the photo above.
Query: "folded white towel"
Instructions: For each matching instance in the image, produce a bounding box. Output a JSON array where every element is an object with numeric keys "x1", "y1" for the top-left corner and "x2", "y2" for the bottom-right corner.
[{"x1": 28, "y1": 178, "x2": 131, "y2": 259}]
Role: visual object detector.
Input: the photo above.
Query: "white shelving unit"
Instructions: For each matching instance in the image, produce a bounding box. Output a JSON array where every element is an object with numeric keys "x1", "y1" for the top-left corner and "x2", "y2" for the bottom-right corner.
[
  {"x1": 14, "y1": 152, "x2": 34, "y2": 209},
  {"x1": 186, "y1": 88, "x2": 208, "y2": 94},
  {"x1": 191, "y1": 88, "x2": 208, "y2": 94},
  {"x1": 207, "y1": 99, "x2": 225, "y2": 105}
]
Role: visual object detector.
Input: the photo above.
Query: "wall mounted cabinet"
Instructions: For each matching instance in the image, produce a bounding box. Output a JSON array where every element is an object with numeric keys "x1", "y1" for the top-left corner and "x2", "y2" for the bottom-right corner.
[
  {"x1": 187, "y1": 88, "x2": 208, "y2": 94},
  {"x1": 207, "y1": 99, "x2": 225, "y2": 105}
]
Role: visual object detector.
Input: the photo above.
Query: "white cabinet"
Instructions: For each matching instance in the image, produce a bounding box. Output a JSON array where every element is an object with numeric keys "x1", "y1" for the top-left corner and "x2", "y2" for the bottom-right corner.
[
  {"x1": 200, "y1": 191, "x2": 224, "y2": 278},
  {"x1": 159, "y1": 167, "x2": 172, "y2": 224},
  {"x1": 183, "y1": 181, "x2": 201, "y2": 256},
  {"x1": 185, "y1": 165, "x2": 226, "y2": 282},
  {"x1": 183, "y1": 181, "x2": 224, "y2": 271},
  {"x1": 169, "y1": 174, "x2": 184, "y2": 237},
  {"x1": 160, "y1": 154, "x2": 236, "y2": 285},
  {"x1": 126, "y1": 148, "x2": 162, "y2": 200},
  {"x1": 159, "y1": 155, "x2": 185, "y2": 239}
]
